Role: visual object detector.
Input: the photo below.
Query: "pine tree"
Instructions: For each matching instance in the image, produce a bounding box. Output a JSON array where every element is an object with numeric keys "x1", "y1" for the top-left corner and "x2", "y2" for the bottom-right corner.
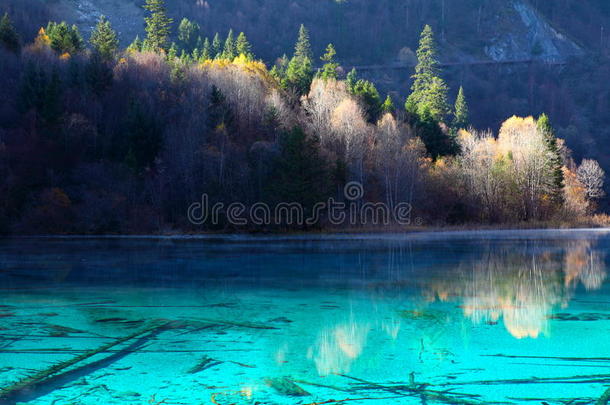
[
  {"x1": 351, "y1": 79, "x2": 381, "y2": 122},
  {"x1": 284, "y1": 55, "x2": 313, "y2": 95},
  {"x1": 0, "y1": 13, "x2": 20, "y2": 53},
  {"x1": 537, "y1": 113, "x2": 565, "y2": 205},
  {"x1": 143, "y1": 0, "x2": 173, "y2": 52},
  {"x1": 421, "y1": 77, "x2": 449, "y2": 119},
  {"x1": 405, "y1": 25, "x2": 449, "y2": 122},
  {"x1": 381, "y1": 94, "x2": 395, "y2": 115},
  {"x1": 283, "y1": 25, "x2": 314, "y2": 95},
  {"x1": 452, "y1": 86, "x2": 468, "y2": 129},
  {"x1": 222, "y1": 29, "x2": 236, "y2": 60},
  {"x1": 417, "y1": 106, "x2": 455, "y2": 159},
  {"x1": 167, "y1": 42, "x2": 178, "y2": 60},
  {"x1": 46, "y1": 22, "x2": 84, "y2": 55},
  {"x1": 212, "y1": 33, "x2": 222, "y2": 59},
  {"x1": 127, "y1": 35, "x2": 143, "y2": 53},
  {"x1": 235, "y1": 32, "x2": 253, "y2": 59},
  {"x1": 294, "y1": 24, "x2": 312, "y2": 60},
  {"x1": 346, "y1": 68, "x2": 358, "y2": 92},
  {"x1": 319, "y1": 43, "x2": 338, "y2": 80},
  {"x1": 200, "y1": 37, "x2": 211, "y2": 61},
  {"x1": 270, "y1": 54, "x2": 289, "y2": 82},
  {"x1": 179, "y1": 49, "x2": 189, "y2": 62},
  {"x1": 177, "y1": 18, "x2": 199, "y2": 50},
  {"x1": 89, "y1": 15, "x2": 119, "y2": 60}
]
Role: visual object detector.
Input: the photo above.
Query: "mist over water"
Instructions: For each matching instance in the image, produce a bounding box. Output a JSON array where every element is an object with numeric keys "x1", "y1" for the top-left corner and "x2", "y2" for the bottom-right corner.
[{"x1": 1, "y1": 230, "x2": 609, "y2": 404}]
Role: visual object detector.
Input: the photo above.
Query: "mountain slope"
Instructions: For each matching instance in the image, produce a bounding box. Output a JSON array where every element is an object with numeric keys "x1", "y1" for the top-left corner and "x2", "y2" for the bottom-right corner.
[{"x1": 3, "y1": 0, "x2": 610, "y2": 196}]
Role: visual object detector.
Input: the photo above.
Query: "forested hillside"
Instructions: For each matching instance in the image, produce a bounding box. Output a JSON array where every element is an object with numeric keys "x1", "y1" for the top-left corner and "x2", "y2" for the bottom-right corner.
[
  {"x1": 3, "y1": 1, "x2": 610, "y2": 168},
  {"x1": 6, "y1": 0, "x2": 610, "y2": 62},
  {"x1": 0, "y1": 0, "x2": 607, "y2": 233}
]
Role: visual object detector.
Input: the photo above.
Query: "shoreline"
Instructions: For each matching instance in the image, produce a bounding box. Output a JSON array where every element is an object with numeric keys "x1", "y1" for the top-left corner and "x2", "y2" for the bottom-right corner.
[{"x1": 4, "y1": 224, "x2": 610, "y2": 240}]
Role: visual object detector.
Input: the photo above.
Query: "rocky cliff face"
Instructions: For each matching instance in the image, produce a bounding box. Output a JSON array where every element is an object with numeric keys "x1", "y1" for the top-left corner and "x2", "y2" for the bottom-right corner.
[
  {"x1": 37, "y1": 0, "x2": 591, "y2": 65},
  {"x1": 484, "y1": 1, "x2": 583, "y2": 62},
  {"x1": 46, "y1": 0, "x2": 144, "y2": 44}
]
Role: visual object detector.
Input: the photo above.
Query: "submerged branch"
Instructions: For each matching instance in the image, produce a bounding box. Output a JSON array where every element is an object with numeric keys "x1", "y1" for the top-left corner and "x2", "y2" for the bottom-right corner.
[
  {"x1": 597, "y1": 387, "x2": 610, "y2": 405},
  {"x1": 336, "y1": 374, "x2": 489, "y2": 405},
  {"x1": 0, "y1": 320, "x2": 171, "y2": 402}
]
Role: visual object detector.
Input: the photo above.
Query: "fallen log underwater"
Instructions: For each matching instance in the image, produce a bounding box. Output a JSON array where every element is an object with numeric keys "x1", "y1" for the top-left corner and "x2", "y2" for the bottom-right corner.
[
  {"x1": 0, "y1": 315, "x2": 280, "y2": 403},
  {"x1": 0, "y1": 320, "x2": 172, "y2": 403},
  {"x1": 334, "y1": 374, "x2": 496, "y2": 405},
  {"x1": 597, "y1": 387, "x2": 610, "y2": 405}
]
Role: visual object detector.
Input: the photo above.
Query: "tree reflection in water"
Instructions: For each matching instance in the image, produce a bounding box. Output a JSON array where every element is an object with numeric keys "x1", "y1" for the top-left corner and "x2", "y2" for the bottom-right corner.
[
  {"x1": 426, "y1": 239, "x2": 606, "y2": 339},
  {"x1": 300, "y1": 238, "x2": 607, "y2": 377}
]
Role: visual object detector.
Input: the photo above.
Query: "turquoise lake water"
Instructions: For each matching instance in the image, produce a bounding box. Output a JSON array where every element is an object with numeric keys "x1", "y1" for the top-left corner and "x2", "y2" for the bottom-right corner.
[{"x1": 0, "y1": 230, "x2": 609, "y2": 404}]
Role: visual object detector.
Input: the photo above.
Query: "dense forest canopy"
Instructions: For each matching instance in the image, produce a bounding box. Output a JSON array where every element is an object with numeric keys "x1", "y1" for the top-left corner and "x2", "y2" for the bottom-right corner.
[
  {"x1": 3, "y1": 0, "x2": 610, "y2": 170},
  {"x1": 0, "y1": 0, "x2": 607, "y2": 233}
]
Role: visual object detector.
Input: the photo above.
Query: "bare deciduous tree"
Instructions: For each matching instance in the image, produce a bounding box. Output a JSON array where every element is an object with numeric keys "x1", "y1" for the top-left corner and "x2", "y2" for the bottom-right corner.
[
  {"x1": 577, "y1": 159, "x2": 605, "y2": 200},
  {"x1": 331, "y1": 98, "x2": 370, "y2": 181},
  {"x1": 302, "y1": 78, "x2": 350, "y2": 149}
]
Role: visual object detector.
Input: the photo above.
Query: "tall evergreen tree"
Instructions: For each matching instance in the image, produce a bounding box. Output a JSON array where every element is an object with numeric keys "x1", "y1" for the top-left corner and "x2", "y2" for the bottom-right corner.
[
  {"x1": 222, "y1": 29, "x2": 236, "y2": 60},
  {"x1": 381, "y1": 94, "x2": 395, "y2": 115},
  {"x1": 537, "y1": 113, "x2": 565, "y2": 205},
  {"x1": 167, "y1": 42, "x2": 178, "y2": 60},
  {"x1": 283, "y1": 25, "x2": 314, "y2": 95},
  {"x1": 0, "y1": 13, "x2": 20, "y2": 53},
  {"x1": 143, "y1": 0, "x2": 173, "y2": 52},
  {"x1": 89, "y1": 15, "x2": 119, "y2": 60},
  {"x1": 417, "y1": 106, "x2": 455, "y2": 159},
  {"x1": 235, "y1": 32, "x2": 253, "y2": 59},
  {"x1": 211, "y1": 33, "x2": 222, "y2": 59},
  {"x1": 345, "y1": 68, "x2": 381, "y2": 122},
  {"x1": 452, "y1": 86, "x2": 469, "y2": 129},
  {"x1": 195, "y1": 35, "x2": 203, "y2": 50},
  {"x1": 284, "y1": 55, "x2": 313, "y2": 95},
  {"x1": 200, "y1": 37, "x2": 211, "y2": 61},
  {"x1": 270, "y1": 54, "x2": 289, "y2": 82},
  {"x1": 294, "y1": 24, "x2": 312, "y2": 60},
  {"x1": 422, "y1": 77, "x2": 449, "y2": 119},
  {"x1": 127, "y1": 35, "x2": 143, "y2": 53},
  {"x1": 46, "y1": 22, "x2": 84, "y2": 55},
  {"x1": 351, "y1": 79, "x2": 381, "y2": 122},
  {"x1": 177, "y1": 18, "x2": 199, "y2": 50},
  {"x1": 319, "y1": 43, "x2": 338, "y2": 80},
  {"x1": 405, "y1": 25, "x2": 449, "y2": 122},
  {"x1": 346, "y1": 68, "x2": 358, "y2": 92}
]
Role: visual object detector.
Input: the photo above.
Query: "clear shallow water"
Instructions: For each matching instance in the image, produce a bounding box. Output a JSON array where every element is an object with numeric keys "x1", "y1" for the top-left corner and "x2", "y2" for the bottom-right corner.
[{"x1": 0, "y1": 230, "x2": 609, "y2": 404}]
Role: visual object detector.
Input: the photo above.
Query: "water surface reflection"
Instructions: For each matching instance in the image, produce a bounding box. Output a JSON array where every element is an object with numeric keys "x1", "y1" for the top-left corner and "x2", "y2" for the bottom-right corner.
[{"x1": 0, "y1": 232, "x2": 609, "y2": 404}]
